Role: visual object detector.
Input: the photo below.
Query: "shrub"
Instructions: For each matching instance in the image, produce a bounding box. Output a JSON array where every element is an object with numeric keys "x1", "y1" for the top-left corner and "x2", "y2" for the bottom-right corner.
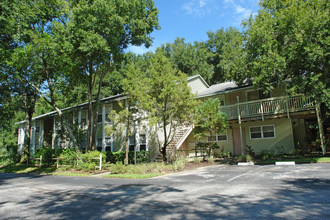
[
  {"x1": 172, "y1": 157, "x2": 188, "y2": 171},
  {"x1": 206, "y1": 156, "x2": 215, "y2": 163},
  {"x1": 246, "y1": 145, "x2": 255, "y2": 158},
  {"x1": 0, "y1": 145, "x2": 19, "y2": 164},
  {"x1": 34, "y1": 148, "x2": 63, "y2": 166},
  {"x1": 193, "y1": 157, "x2": 201, "y2": 164},
  {"x1": 106, "y1": 150, "x2": 149, "y2": 164},
  {"x1": 236, "y1": 155, "x2": 247, "y2": 162},
  {"x1": 256, "y1": 150, "x2": 275, "y2": 160},
  {"x1": 57, "y1": 148, "x2": 83, "y2": 167}
]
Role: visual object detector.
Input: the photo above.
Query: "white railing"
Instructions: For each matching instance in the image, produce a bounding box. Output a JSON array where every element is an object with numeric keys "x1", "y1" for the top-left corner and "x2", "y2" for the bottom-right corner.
[{"x1": 222, "y1": 95, "x2": 314, "y2": 120}]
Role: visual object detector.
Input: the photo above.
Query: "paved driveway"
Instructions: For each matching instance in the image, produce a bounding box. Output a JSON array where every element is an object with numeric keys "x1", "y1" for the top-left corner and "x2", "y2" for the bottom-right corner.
[{"x1": 0, "y1": 164, "x2": 330, "y2": 219}]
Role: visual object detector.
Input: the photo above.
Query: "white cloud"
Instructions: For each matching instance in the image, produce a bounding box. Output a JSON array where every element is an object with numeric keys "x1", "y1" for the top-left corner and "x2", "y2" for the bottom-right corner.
[
  {"x1": 222, "y1": 0, "x2": 257, "y2": 25},
  {"x1": 182, "y1": 0, "x2": 218, "y2": 17}
]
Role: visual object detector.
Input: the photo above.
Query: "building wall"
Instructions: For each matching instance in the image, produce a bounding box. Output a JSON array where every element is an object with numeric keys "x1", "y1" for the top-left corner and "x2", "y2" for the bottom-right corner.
[
  {"x1": 186, "y1": 117, "x2": 295, "y2": 156},
  {"x1": 238, "y1": 118, "x2": 294, "y2": 154},
  {"x1": 188, "y1": 77, "x2": 208, "y2": 95}
]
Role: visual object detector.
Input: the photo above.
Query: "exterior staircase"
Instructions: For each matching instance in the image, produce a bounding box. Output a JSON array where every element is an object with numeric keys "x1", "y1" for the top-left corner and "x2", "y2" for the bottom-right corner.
[{"x1": 152, "y1": 123, "x2": 194, "y2": 163}]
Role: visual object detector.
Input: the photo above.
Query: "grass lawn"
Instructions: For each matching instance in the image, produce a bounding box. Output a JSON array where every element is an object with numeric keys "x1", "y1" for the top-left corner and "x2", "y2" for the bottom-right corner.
[{"x1": 0, "y1": 163, "x2": 92, "y2": 176}]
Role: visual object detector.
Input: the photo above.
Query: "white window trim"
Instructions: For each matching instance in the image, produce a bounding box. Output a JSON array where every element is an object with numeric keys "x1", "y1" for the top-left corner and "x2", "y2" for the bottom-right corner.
[
  {"x1": 249, "y1": 125, "x2": 276, "y2": 140},
  {"x1": 208, "y1": 130, "x2": 228, "y2": 142}
]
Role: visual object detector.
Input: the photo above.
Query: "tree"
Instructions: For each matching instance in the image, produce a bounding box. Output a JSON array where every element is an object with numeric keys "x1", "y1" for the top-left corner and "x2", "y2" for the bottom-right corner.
[
  {"x1": 159, "y1": 38, "x2": 214, "y2": 84},
  {"x1": 240, "y1": 0, "x2": 329, "y2": 105},
  {"x1": 65, "y1": 0, "x2": 160, "y2": 151},
  {"x1": 206, "y1": 27, "x2": 243, "y2": 84},
  {"x1": 238, "y1": 0, "x2": 329, "y2": 154},
  {"x1": 194, "y1": 98, "x2": 228, "y2": 157},
  {"x1": 122, "y1": 52, "x2": 198, "y2": 162},
  {"x1": 0, "y1": 0, "x2": 58, "y2": 158}
]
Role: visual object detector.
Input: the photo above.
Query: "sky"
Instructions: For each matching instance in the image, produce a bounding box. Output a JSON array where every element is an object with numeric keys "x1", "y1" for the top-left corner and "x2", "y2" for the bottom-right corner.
[{"x1": 128, "y1": 0, "x2": 260, "y2": 54}]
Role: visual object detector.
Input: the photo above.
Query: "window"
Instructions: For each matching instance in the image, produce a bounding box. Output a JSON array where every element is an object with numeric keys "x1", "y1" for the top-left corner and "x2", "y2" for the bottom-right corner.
[
  {"x1": 97, "y1": 114, "x2": 111, "y2": 124},
  {"x1": 250, "y1": 125, "x2": 275, "y2": 139},
  {"x1": 129, "y1": 134, "x2": 147, "y2": 151},
  {"x1": 208, "y1": 131, "x2": 228, "y2": 142}
]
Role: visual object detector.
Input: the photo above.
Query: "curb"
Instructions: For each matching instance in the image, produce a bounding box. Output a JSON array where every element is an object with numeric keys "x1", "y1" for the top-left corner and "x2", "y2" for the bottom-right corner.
[{"x1": 275, "y1": 161, "x2": 295, "y2": 166}]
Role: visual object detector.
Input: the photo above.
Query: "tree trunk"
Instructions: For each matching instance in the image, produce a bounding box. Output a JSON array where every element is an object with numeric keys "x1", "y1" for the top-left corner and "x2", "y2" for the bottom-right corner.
[
  {"x1": 162, "y1": 120, "x2": 167, "y2": 162},
  {"x1": 125, "y1": 110, "x2": 130, "y2": 165},
  {"x1": 89, "y1": 64, "x2": 107, "y2": 151},
  {"x1": 87, "y1": 88, "x2": 93, "y2": 152},
  {"x1": 22, "y1": 88, "x2": 37, "y2": 163}
]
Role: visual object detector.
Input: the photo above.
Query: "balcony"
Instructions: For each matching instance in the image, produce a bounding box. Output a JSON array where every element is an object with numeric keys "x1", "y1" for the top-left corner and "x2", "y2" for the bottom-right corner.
[{"x1": 221, "y1": 95, "x2": 315, "y2": 121}]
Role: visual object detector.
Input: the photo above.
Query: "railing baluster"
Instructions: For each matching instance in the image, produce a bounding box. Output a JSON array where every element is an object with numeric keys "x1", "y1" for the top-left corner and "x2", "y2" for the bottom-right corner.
[{"x1": 220, "y1": 94, "x2": 313, "y2": 120}]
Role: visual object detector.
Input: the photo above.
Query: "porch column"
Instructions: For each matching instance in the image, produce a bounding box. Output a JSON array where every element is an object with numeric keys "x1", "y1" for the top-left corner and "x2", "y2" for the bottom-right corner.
[
  {"x1": 52, "y1": 117, "x2": 56, "y2": 149},
  {"x1": 64, "y1": 116, "x2": 68, "y2": 149},
  {"x1": 30, "y1": 121, "x2": 36, "y2": 155},
  {"x1": 18, "y1": 127, "x2": 25, "y2": 154},
  {"x1": 135, "y1": 119, "x2": 140, "y2": 152},
  {"x1": 40, "y1": 119, "x2": 44, "y2": 148},
  {"x1": 57, "y1": 118, "x2": 60, "y2": 148},
  {"x1": 146, "y1": 122, "x2": 150, "y2": 162},
  {"x1": 78, "y1": 110, "x2": 82, "y2": 129},
  {"x1": 86, "y1": 112, "x2": 88, "y2": 150},
  {"x1": 237, "y1": 96, "x2": 244, "y2": 155},
  {"x1": 146, "y1": 122, "x2": 149, "y2": 152},
  {"x1": 102, "y1": 104, "x2": 106, "y2": 152},
  {"x1": 95, "y1": 116, "x2": 98, "y2": 150},
  {"x1": 110, "y1": 103, "x2": 114, "y2": 152}
]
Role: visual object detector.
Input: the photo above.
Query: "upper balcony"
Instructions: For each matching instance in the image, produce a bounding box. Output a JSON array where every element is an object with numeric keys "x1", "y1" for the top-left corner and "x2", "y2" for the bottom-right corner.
[{"x1": 221, "y1": 95, "x2": 315, "y2": 121}]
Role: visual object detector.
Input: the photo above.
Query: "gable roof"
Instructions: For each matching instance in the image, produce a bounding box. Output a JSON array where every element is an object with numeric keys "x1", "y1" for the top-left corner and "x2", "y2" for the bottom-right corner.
[
  {"x1": 187, "y1": 75, "x2": 209, "y2": 88},
  {"x1": 196, "y1": 81, "x2": 252, "y2": 98}
]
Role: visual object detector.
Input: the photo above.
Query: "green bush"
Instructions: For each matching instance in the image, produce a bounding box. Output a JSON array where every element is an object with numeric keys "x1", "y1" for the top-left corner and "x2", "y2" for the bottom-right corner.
[
  {"x1": 172, "y1": 157, "x2": 188, "y2": 171},
  {"x1": 246, "y1": 145, "x2": 255, "y2": 158},
  {"x1": 34, "y1": 148, "x2": 63, "y2": 165},
  {"x1": 0, "y1": 145, "x2": 19, "y2": 164},
  {"x1": 106, "y1": 150, "x2": 149, "y2": 164},
  {"x1": 256, "y1": 150, "x2": 275, "y2": 160},
  {"x1": 57, "y1": 148, "x2": 82, "y2": 166}
]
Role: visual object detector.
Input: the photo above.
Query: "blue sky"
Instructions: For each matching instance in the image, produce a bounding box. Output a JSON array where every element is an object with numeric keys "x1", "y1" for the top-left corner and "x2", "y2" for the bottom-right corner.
[{"x1": 128, "y1": 0, "x2": 260, "y2": 54}]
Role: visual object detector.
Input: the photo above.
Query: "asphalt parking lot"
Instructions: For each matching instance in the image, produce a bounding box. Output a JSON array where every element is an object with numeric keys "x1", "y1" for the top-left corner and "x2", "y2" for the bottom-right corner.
[{"x1": 1, "y1": 163, "x2": 330, "y2": 219}]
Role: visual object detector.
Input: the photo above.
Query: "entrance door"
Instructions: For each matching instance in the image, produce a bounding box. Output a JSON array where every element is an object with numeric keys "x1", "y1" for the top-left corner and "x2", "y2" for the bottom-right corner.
[{"x1": 232, "y1": 128, "x2": 246, "y2": 156}]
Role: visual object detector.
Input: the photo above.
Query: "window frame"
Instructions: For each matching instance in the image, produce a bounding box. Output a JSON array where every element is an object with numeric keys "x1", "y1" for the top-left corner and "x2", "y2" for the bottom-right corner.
[
  {"x1": 249, "y1": 125, "x2": 276, "y2": 140},
  {"x1": 207, "y1": 130, "x2": 228, "y2": 142}
]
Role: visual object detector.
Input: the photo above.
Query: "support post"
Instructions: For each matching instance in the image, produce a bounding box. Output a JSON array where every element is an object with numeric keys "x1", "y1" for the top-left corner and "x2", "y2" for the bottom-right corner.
[
  {"x1": 286, "y1": 97, "x2": 290, "y2": 118},
  {"x1": 40, "y1": 119, "x2": 44, "y2": 149},
  {"x1": 146, "y1": 121, "x2": 150, "y2": 162},
  {"x1": 102, "y1": 104, "x2": 106, "y2": 152},
  {"x1": 31, "y1": 121, "x2": 36, "y2": 156},
  {"x1": 237, "y1": 96, "x2": 244, "y2": 155},
  {"x1": 260, "y1": 100, "x2": 264, "y2": 121},
  {"x1": 99, "y1": 154, "x2": 102, "y2": 171},
  {"x1": 78, "y1": 110, "x2": 82, "y2": 129},
  {"x1": 110, "y1": 103, "x2": 113, "y2": 152},
  {"x1": 39, "y1": 155, "x2": 42, "y2": 168},
  {"x1": 316, "y1": 103, "x2": 325, "y2": 155}
]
